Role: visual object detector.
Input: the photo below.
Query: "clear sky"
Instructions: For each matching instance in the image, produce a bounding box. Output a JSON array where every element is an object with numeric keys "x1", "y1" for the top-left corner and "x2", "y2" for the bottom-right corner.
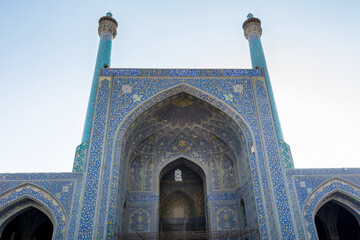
[{"x1": 1, "y1": 0, "x2": 359, "y2": 173}]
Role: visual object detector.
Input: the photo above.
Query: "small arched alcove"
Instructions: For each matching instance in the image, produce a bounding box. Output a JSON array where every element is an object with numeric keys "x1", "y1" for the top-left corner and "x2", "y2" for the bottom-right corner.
[
  {"x1": 314, "y1": 193, "x2": 360, "y2": 240},
  {"x1": 159, "y1": 158, "x2": 206, "y2": 233}
]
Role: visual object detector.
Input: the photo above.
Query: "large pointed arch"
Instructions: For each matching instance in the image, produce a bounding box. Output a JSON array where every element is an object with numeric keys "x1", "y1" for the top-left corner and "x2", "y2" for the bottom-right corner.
[
  {"x1": 108, "y1": 83, "x2": 265, "y2": 237},
  {"x1": 303, "y1": 178, "x2": 360, "y2": 239},
  {"x1": 0, "y1": 183, "x2": 67, "y2": 239}
]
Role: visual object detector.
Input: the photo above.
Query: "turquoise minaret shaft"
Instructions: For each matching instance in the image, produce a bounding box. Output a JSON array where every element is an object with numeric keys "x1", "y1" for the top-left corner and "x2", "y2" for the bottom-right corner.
[
  {"x1": 243, "y1": 13, "x2": 284, "y2": 141},
  {"x1": 82, "y1": 12, "x2": 118, "y2": 143}
]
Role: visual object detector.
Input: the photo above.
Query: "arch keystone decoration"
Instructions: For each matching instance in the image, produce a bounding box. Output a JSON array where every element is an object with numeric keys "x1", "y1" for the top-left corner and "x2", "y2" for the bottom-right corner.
[{"x1": 0, "y1": 183, "x2": 67, "y2": 239}]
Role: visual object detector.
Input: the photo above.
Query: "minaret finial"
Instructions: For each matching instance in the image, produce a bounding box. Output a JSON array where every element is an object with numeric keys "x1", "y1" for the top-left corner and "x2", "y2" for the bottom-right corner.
[
  {"x1": 98, "y1": 12, "x2": 118, "y2": 39},
  {"x1": 247, "y1": 13, "x2": 254, "y2": 19},
  {"x1": 242, "y1": 14, "x2": 262, "y2": 40}
]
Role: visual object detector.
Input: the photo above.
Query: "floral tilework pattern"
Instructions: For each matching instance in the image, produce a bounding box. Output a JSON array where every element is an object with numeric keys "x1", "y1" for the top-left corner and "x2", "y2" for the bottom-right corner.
[
  {"x1": 73, "y1": 141, "x2": 89, "y2": 172},
  {"x1": 216, "y1": 206, "x2": 237, "y2": 230},
  {"x1": 278, "y1": 140, "x2": 294, "y2": 168},
  {"x1": 129, "y1": 208, "x2": 151, "y2": 232}
]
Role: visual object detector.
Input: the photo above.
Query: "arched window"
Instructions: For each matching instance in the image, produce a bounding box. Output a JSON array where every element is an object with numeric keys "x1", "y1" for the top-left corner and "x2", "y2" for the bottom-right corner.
[
  {"x1": 240, "y1": 199, "x2": 247, "y2": 227},
  {"x1": 175, "y1": 169, "x2": 182, "y2": 181}
]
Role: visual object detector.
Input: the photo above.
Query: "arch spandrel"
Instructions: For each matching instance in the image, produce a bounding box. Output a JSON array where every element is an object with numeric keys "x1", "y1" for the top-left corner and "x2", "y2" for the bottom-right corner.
[{"x1": 0, "y1": 183, "x2": 67, "y2": 239}]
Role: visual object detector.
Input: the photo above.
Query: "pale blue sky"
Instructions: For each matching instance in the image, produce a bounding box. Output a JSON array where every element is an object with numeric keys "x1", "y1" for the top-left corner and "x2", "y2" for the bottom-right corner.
[{"x1": 1, "y1": 1, "x2": 359, "y2": 172}]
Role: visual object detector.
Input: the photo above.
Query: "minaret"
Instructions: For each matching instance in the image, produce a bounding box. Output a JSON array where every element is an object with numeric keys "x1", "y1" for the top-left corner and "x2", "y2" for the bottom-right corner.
[
  {"x1": 243, "y1": 13, "x2": 284, "y2": 141},
  {"x1": 81, "y1": 12, "x2": 118, "y2": 143}
]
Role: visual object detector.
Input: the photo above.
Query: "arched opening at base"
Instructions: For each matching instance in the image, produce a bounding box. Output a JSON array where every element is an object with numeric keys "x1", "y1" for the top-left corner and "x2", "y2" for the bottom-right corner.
[
  {"x1": 315, "y1": 200, "x2": 360, "y2": 240},
  {"x1": 0, "y1": 207, "x2": 53, "y2": 240},
  {"x1": 159, "y1": 158, "x2": 206, "y2": 234}
]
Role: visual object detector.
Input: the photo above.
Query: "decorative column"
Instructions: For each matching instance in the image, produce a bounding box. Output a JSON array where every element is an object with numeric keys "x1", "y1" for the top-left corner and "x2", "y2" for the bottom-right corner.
[
  {"x1": 243, "y1": 13, "x2": 284, "y2": 141},
  {"x1": 81, "y1": 12, "x2": 117, "y2": 143}
]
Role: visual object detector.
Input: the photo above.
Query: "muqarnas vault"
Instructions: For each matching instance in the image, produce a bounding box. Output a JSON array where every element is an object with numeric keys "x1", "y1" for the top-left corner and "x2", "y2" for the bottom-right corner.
[{"x1": 0, "y1": 12, "x2": 360, "y2": 240}]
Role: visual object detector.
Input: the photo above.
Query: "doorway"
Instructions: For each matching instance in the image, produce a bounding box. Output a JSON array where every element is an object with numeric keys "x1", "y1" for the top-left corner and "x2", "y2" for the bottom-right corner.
[{"x1": 159, "y1": 159, "x2": 206, "y2": 233}]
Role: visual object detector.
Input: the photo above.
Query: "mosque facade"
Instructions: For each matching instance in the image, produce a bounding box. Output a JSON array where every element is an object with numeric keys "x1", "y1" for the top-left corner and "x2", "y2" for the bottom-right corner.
[{"x1": 0, "y1": 13, "x2": 359, "y2": 240}]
